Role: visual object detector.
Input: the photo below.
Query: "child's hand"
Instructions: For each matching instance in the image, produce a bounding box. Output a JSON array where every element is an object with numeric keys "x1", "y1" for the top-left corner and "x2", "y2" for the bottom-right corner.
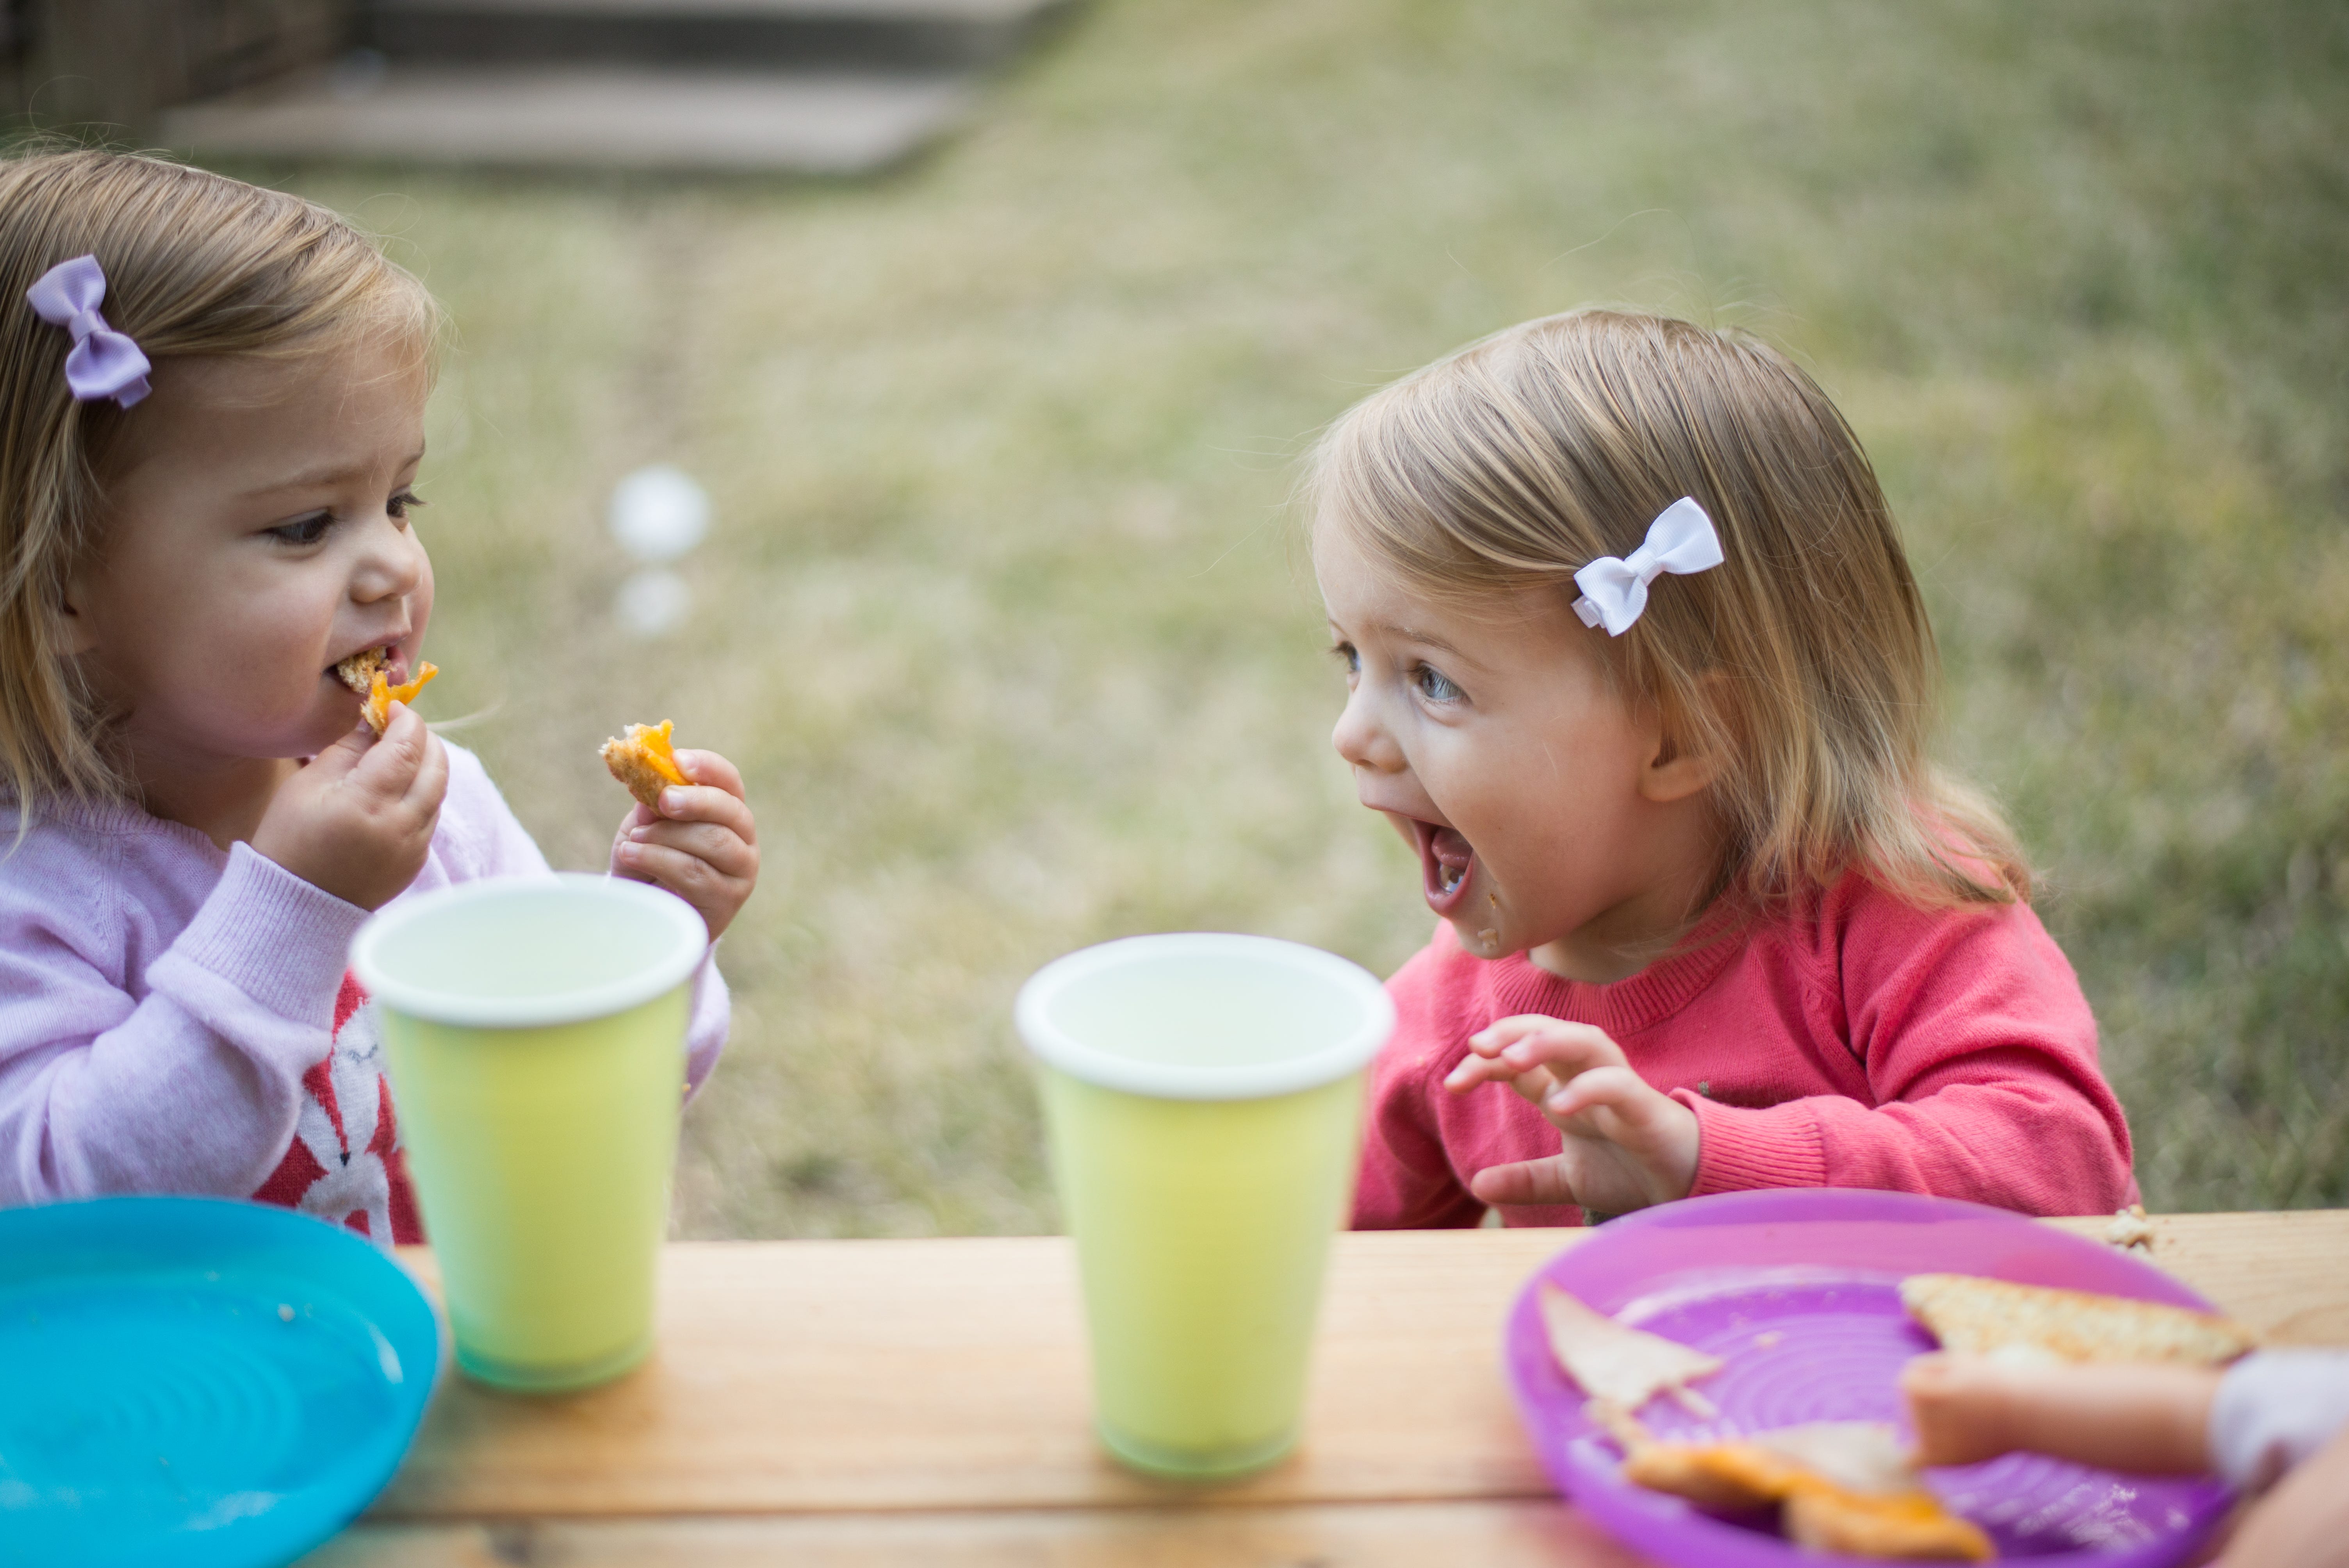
[
  {"x1": 2219, "y1": 1420, "x2": 2349, "y2": 1568},
  {"x1": 1902, "y1": 1354, "x2": 2219, "y2": 1474},
  {"x1": 252, "y1": 703, "x2": 448, "y2": 911},
  {"x1": 1443, "y1": 1015, "x2": 1700, "y2": 1215},
  {"x1": 609, "y1": 748, "x2": 757, "y2": 941}
]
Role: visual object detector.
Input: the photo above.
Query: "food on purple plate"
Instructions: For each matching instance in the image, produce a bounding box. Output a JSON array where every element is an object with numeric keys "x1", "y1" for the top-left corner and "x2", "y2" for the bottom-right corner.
[{"x1": 1900, "y1": 1273, "x2": 2255, "y2": 1367}]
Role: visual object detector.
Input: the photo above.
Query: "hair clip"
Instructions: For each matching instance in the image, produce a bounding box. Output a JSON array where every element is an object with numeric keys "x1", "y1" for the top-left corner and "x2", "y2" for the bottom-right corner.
[
  {"x1": 1571, "y1": 497, "x2": 1724, "y2": 636},
  {"x1": 25, "y1": 255, "x2": 151, "y2": 409}
]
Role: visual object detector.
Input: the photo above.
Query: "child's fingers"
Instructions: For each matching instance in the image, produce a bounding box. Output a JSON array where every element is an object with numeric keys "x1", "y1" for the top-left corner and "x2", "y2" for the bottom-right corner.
[
  {"x1": 623, "y1": 820, "x2": 757, "y2": 881},
  {"x1": 349, "y1": 703, "x2": 428, "y2": 793},
  {"x1": 617, "y1": 839, "x2": 745, "y2": 911},
  {"x1": 673, "y1": 748, "x2": 748, "y2": 805},
  {"x1": 654, "y1": 781, "x2": 756, "y2": 843},
  {"x1": 1900, "y1": 1355, "x2": 2012, "y2": 1467},
  {"x1": 304, "y1": 719, "x2": 378, "y2": 781},
  {"x1": 1541, "y1": 1064, "x2": 1671, "y2": 1130},
  {"x1": 1445, "y1": 1051, "x2": 1522, "y2": 1090},
  {"x1": 1468, "y1": 1015, "x2": 1558, "y2": 1054},
  {"x1": 1443, "y1": 1053, "x2": 1558, "y2": 1105},
  {"x1": 1479, "y1": 1018, "x2": 1629, "y2": 1080},
  {"x1": 402, "y1": 729, "x2": 449, "y2": 815},
  {"x1": 1467, "y1": 1154, "x2": 1582, "y2": 1208}
]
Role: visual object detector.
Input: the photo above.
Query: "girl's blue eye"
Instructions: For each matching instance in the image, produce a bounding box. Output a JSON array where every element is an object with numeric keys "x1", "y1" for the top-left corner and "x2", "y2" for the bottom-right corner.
[
  {"x1": 1330, "y1": 641, "x2": 1360, "y2": 676},
  {"x1": 269, "y1": 513, "x2": 333, "y2": 547},
  {"x1": 388, "y1": 489, "x2": 426, "y2": 522},
  {"x1": 1415, "y1": 665, "x2": 1462, "y2": 702}
]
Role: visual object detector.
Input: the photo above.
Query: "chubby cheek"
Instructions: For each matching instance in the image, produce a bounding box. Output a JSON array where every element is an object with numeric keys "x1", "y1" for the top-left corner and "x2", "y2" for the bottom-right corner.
[
  {"x1": 1457, "y1": 791, "x2": 1603, "y2": 956},
  {"x1": 405, "y1": 552, "x2": 435, "y2": 659},
  {"x1": 189, "y1": 606, "x2": 350, "y2": 746},
  {"x1": 1457, "y1": 845, "x2": 1545, "y2": 957}
]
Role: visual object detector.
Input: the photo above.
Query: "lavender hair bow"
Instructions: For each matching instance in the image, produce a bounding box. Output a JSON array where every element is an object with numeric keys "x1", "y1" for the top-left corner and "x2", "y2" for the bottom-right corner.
[
  {"x1": 25, "y1": 255, "x2": 151, "y2": 409},
  {"x1": 1570, "y1": 496, "x2": 1724, "y2": 636}
]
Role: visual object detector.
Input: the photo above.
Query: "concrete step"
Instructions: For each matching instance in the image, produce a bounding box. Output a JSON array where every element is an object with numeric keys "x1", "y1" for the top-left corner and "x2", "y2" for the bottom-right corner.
[
  {"x1": 361, "y1": 0, "x2": 1068, "y2": 71},
  {"x1": 159, "y1": 63, "x2": 975, "y2": 173}
]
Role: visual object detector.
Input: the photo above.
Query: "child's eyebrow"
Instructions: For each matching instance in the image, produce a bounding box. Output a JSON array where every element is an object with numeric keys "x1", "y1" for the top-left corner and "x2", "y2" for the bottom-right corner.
[
  {"x1": 237, "y1": 446, "x2": 428, "y2": 498},
  {"x1": 1373, "y1": 622, "x2": 1472, "y2": 661}
]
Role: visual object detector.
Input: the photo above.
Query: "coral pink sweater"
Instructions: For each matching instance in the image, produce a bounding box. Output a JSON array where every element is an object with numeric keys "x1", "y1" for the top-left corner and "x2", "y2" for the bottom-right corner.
[{"x1": 1353, "y1": 875, "x2": 2136, "y2": 1228}]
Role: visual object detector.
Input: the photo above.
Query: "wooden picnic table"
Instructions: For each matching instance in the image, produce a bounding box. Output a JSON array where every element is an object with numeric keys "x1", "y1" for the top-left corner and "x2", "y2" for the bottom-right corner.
[{"x1": 303, "y1": 1211, "x2": 2349, "y2": 1568}]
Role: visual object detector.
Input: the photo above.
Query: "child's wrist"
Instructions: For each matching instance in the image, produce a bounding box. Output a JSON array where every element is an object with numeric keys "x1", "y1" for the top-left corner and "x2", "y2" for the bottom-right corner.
[{"x1": 1659, "y1": 1097, "x2": 1702, "y2": 1200}]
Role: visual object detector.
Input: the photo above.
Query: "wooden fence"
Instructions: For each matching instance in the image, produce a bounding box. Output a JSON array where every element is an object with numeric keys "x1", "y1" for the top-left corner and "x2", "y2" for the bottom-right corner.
[{"x1": 2, "y1": 0, "x2": 349, "y2": 136}]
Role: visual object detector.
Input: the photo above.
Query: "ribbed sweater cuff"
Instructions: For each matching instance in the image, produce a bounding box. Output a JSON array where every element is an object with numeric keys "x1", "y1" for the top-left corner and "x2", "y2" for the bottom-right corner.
[
  {"x1": 1678, "y1": 1090, "x2": 1828, "y2": 1195},
  {"x1": 169, "y1": 842, "x2": 370, "y2": 1021}
]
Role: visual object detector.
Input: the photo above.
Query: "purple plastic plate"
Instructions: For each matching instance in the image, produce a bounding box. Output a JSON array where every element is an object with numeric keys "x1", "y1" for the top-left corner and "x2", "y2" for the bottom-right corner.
[{"x1": 1502, "y1": 1190, "x2": 2233, "y2": 1568}]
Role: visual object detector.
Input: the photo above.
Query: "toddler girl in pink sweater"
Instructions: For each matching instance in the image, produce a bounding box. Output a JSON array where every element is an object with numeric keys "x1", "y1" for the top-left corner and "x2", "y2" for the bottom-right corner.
[
  {"x1": 0, "y1": 150, "x2": 759, "y2": 1243},
  {"x1": 1310, "y1": 310, "x2": 2133, "y2": 1227}
]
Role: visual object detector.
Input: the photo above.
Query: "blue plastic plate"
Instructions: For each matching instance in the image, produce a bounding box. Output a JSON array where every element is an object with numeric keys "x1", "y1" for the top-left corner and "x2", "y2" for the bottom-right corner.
[{"x1": 0, "y1": 1197, "x2": 440, "y2": 1568}]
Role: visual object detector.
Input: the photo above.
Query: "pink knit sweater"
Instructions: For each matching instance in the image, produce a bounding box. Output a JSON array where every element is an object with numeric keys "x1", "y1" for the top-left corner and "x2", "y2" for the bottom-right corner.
[{"x1": 1353, "y1": 874, "x2": 2136, "y2": 1228}]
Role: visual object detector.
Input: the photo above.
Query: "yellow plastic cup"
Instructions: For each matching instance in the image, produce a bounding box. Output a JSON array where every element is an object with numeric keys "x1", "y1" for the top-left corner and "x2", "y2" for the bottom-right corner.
[
  {"x1": 350, "y1": 874, "x2": 707, "y2": 1392},
  {"x1": 1016, "y1": 934, "x2": 1396, "y2": 1479}
]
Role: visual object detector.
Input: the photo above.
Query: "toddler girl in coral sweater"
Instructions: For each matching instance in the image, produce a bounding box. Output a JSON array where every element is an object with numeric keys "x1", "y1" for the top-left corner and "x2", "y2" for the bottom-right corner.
[{"x1": 1309, "y1": 310, "x2": 2133, "y2": 1227}]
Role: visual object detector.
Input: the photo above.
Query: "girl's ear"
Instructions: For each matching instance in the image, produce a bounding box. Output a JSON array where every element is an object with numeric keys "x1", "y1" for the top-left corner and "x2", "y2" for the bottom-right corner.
[
  {"x1": 55, "y1": 576, "x2": 99, "y2": 656},
  {"x1": 1636, "y1": 675, "x2": 1727, "y2": 805},
  {"x1": 1639, "y1": 740, "x2": 1718, "y2": 804}
]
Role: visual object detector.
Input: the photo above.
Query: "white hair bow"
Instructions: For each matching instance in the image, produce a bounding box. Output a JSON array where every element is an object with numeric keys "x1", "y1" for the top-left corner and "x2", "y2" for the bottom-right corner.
[{"x1": 1570, "y1": 497, "x2": 1724, "y2": 636}]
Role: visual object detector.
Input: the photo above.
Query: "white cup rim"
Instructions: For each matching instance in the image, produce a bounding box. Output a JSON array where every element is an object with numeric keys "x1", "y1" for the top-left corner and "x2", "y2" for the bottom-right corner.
[
  {"x1": 1014, "y1": 932, "x2": 1395, "y2": 1101},
  {"x1": 350, "y1": 873, "x2": 708, "y2": 1028}
]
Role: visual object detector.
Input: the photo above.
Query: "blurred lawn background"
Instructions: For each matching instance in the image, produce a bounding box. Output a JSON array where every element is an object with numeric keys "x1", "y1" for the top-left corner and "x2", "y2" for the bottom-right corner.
[{"x1": 264, "y1": 0, "x2": 2343, "y2": 1233}]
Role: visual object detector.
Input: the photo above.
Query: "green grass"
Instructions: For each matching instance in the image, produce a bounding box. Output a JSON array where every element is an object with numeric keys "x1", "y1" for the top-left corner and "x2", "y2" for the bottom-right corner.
[{"x1": 257, "y1": 0, "x2": 2346, "y2": 1232}]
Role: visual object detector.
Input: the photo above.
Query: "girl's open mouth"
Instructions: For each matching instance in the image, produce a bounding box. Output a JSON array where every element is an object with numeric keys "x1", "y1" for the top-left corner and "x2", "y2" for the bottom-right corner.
[
  {"x1": 1410, "y1": 818, "x2": 1477, "y2": 915},
  {"x1": 330, "y1": 644, "x2": 403, "y2": 694}
]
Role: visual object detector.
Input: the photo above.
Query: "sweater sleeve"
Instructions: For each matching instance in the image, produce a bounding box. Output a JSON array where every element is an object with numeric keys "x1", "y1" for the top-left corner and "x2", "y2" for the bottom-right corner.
[
  {"x1": 1352, "y1": 935, "x2": 1488, "y2": 1229},
  {"x1": 1677, "y1": 886, "x2": 2136, "y2": 1216},
  {"x1": 437, "y1": 743, "x2": 729, "y2": 1096},
  {"x1": 0, "y1": 842, "x2": 365, "y2": 1204}
]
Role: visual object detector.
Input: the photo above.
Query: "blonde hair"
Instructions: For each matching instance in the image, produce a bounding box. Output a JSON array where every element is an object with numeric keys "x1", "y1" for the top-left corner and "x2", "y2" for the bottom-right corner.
[
  {"x1": 1308, "y1": 309, "x2": 2028, "y2": 910},
  {"x1": 0, "y1": 147, "x2": 442, "y2": 814}
]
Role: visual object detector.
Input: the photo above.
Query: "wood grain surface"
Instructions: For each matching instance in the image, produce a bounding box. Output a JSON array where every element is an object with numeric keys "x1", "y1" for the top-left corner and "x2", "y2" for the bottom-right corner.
[
  {"x1": 306, "y1": 1501, "x2": 1656, "y2": 1568},
  {"x1": 357, "y1": 1211, "x2": 2349, "y2": 1529}
]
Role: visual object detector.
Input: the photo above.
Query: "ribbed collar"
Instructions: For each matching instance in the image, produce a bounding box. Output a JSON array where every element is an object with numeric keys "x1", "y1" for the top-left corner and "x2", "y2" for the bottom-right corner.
[{"x1": 1479, "y1": 907, "x2": 1750, "y2": 1037}]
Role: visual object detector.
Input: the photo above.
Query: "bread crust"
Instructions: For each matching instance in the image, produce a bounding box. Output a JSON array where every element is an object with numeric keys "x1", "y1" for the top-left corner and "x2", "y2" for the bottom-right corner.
[
  {"x1": 602, "y1": 720, "x2": 689, "y2": 808},
  {"x1": 1901, "y1": 1273, "x2": 2256, "y2": 1366},
  {"x1": 334, "y1": 647, "x2": 384, "y2": 696}
]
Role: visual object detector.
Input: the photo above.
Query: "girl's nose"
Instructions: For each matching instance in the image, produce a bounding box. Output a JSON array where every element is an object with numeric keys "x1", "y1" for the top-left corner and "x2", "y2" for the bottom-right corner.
[
  {"x1": 355, "y1": 514, "x2": 427, "y2": 601},
  {"x1": 1332, "y1": 688, "x2": 1404, "y2": 773}
]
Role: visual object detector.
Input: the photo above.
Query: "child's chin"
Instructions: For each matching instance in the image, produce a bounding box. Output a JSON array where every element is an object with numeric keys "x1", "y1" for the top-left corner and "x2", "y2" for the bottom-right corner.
[
  {"x1": 1449, "y1": 918, "x2": 1513, "y2": 959},
  {"x1": 295, "y1": 704, "x2": 365, "y2": 750}
]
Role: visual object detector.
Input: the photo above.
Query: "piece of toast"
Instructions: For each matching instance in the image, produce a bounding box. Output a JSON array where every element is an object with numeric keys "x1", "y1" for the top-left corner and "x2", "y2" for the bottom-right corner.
[
  {"x1": 334, "y1": 647, "x2": 385, "y2": 697},
  {"x1": 602, "y1": 720, "x2": 689, "y2": 809},
  {"x1": 1538, "y1": 1284, "x2": 1723, "y2": 1415},
  {"x1": 1900, "y1": 1274, "x2": 2255, "y2": 1367}
]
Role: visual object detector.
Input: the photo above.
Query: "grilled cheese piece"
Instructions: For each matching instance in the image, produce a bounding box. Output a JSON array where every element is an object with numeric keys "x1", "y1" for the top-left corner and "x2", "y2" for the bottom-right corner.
[
  {"x1": 1613, "y1": 1416, "x2": 1993, "y2": 1561},
  {"x1": 601, "y1": 720, "x2": 689, "y2": 808},
  {"x1": 336, "y1": 648, "x2": 438, "y2": 734},
  {"x1": 1901, "y1": 1273, "x2": 2255, "y2": 1367}
]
